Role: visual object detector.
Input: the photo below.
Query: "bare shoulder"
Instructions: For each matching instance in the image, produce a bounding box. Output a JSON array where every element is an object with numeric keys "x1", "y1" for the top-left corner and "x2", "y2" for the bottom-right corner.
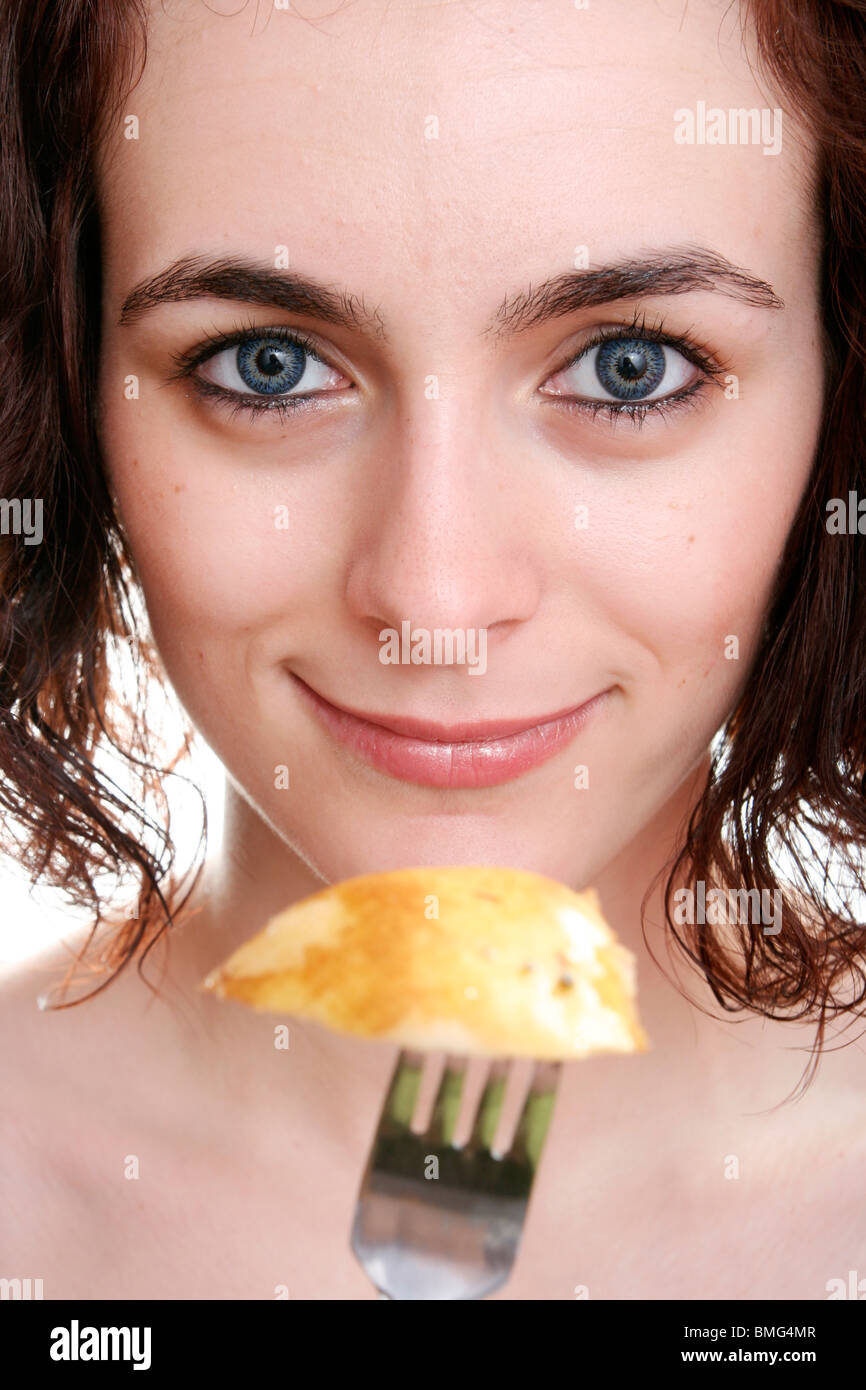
[
  {"x1": 0, "y1": 919, "x2": 174, "y2": 1141},
  {"x1": 0, "y1": 927, "x2": 118, "y2": 1133},
  {"x1": 0, "y1": 937, "x2": 92, "y2": 1274},
  {"x1": 0, "y1": 929, "x2": 106, "y2": 1084},
  {"x1": 0, "y1": 929, "x2": 168, "y2": 1294}
]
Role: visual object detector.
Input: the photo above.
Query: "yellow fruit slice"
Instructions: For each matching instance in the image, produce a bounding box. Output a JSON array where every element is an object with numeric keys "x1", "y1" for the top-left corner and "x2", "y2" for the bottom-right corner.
[{"x1": 201, "y1": 866, "x2": 649, "y2": 1059}]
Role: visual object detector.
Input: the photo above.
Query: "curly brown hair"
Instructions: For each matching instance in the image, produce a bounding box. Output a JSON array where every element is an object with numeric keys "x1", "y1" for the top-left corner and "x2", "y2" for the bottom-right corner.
[
  {"x1": 0, "y1": 0, "x2": 202, "y2": 998},
  {"x1": 0, "y1": 0, "x2": 864, "y2": 1093}
]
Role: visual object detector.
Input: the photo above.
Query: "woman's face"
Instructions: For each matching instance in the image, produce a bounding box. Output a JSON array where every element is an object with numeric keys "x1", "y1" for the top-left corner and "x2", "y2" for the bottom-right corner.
[{"x1": 96, "y1": 0, "x2": 823, "y2": 889}]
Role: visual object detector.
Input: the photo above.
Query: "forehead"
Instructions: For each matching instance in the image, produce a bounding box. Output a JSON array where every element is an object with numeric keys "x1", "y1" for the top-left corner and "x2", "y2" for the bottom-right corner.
[{"x1": 97, "y1": 0, "x2": 817, "y2": 323}]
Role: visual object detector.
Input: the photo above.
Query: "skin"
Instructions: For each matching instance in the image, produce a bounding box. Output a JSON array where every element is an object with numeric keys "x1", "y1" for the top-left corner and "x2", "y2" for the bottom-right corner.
[{"x1": 2, "y1": 0, "x2": 864, "y2": 1300}]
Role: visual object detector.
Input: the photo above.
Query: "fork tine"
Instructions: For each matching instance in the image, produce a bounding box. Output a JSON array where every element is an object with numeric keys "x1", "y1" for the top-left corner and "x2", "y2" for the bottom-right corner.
[
  {"x1": 426, "y1": 1053, "x2": 468, "y2": 1147},
  {"x1": 379, "y1": 1048, "x2": 425, "y2": 1136},
  {"x1": 507, "y1": 1060, "x2": 562, "y2": 1172},
  {"x1": 465, "y1": 1057, "x2": 510, "y2": 1155}
]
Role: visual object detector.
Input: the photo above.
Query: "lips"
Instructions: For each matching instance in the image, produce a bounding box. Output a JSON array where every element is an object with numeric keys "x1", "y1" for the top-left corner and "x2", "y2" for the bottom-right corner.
[{"x1": 290, "y1": 673, "x2": 609, "y2": 789}]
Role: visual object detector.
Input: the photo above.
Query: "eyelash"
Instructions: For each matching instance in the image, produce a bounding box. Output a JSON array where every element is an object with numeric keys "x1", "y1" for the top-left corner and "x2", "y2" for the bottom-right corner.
[
  {"x1": 168, "y1": 309, "x2": 729, "y2": 427},
  {"x1": 168, "y1": 318, "x2": 335, "y2": 425},
  {"x1": 544, "y1": 309, "x2": 730, "y2": 427}
]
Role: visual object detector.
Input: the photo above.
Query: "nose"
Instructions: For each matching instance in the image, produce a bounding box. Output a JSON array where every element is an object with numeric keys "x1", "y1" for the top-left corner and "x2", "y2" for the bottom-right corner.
[{"x1": 344, "y1": 400, "x2": 543, "y2": 647}]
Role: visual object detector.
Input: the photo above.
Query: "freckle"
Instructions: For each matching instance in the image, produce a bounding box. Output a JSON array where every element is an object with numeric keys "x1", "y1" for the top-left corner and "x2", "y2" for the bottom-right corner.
[
  {"x1": 688, "y1": 534, "x2": 695, "y2": 543},
  {"x1": 131, "y1": 458, "x2": 139, "y2": 469},
  {"x1": 173, "y1": 483, "x2": 185, "y2": 494}
]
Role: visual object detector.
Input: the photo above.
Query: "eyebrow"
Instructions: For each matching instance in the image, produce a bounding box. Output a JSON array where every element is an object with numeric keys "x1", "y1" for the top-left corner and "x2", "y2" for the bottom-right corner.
[
  {"x1": 118, "y1": 253, "x2": 388, "y2": 339},
  {"x1": 118, "y1": 245, "x2": 783, "y2": 341},
  {"x1": 489, "y1": 246, "x2": 783, "y2": 336}
]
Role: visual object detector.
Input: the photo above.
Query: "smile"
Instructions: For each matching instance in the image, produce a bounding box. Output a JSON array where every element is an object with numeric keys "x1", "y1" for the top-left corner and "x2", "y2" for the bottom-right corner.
[{"x1": 290, "y1": 673, "x2": 611, "y2": 789}]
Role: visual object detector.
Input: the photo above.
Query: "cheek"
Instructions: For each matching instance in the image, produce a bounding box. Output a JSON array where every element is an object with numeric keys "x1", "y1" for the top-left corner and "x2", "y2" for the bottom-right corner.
[
  {"x1": 572, "y1": 512, "x2": 762, "y2": 720},
  {"x1": 100, "y1": 408, "x2": 341, "y2": 682},
  {"x1": 569, "y1": 396, "x2": 819, "y2": 697},
  {"x1": 593, "y1": 509, "x2": 771, "y2": 662}
]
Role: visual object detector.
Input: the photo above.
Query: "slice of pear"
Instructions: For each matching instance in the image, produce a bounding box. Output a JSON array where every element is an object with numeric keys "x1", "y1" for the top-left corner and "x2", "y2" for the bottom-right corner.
[{"x1": 201, "y1": 866, "x2": 649, "y2": 1059}]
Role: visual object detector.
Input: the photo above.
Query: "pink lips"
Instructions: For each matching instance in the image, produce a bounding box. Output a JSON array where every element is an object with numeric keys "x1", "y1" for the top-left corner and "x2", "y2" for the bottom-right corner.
[{"x1": 291, "y1": 674, "x2": 609, "y2": 789}]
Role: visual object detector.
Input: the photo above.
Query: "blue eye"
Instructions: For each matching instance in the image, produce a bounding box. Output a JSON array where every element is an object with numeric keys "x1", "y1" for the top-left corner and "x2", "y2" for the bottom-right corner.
[
  {"x1": 595, "y1": 338, "x2": 666, "y2": 400},
  {"x1": 235, "y1": 337, "x2": 307, "y2": 394},
  {"x1": 172, "y1": 325, "x2": 351, "y2": 420},
  {"x1": 540, "y1": 324, "x2": 718, "y2": 424}
]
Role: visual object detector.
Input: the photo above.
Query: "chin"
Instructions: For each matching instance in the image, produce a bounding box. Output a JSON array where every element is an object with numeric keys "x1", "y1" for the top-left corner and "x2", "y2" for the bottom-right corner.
[{"x1": 265, "y1": 798, "x2": 613, "y2": 893}]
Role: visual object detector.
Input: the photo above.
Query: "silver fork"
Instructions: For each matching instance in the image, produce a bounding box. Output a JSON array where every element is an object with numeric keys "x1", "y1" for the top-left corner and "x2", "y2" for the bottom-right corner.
[{"x1": 350, "y1": 1049, "x2": 562, "y2": 1300}]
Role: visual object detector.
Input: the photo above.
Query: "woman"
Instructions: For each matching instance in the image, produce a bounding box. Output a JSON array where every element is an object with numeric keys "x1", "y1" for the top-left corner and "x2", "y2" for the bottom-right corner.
[{"x1": 1, "y1": 0, "x2": 864, "y2": 1299}]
